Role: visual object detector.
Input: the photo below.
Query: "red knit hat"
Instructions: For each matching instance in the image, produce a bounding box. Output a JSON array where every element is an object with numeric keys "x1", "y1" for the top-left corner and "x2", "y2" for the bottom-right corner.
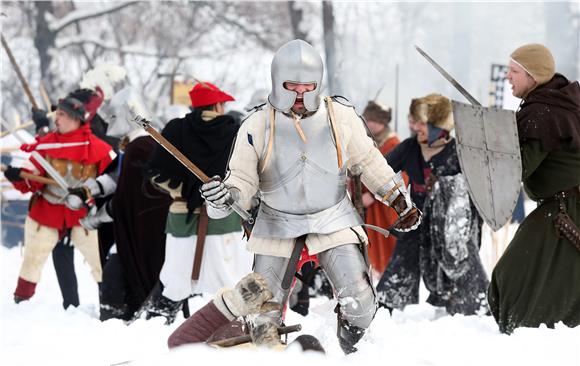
[{"x1": 188, "y1": 82, "x2": 235, "y2": 108}]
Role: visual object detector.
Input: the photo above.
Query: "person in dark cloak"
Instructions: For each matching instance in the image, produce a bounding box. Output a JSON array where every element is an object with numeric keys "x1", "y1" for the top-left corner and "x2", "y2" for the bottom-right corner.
[
  {"x1": 67, "y1": 87, "x2": 171, "y2": 320},
  {"x1": 138, "y1": 81, "x2": 252, "y2": 325},
  {"x1": 488, "y1": 44, "x2": 580, "y2": 334}
]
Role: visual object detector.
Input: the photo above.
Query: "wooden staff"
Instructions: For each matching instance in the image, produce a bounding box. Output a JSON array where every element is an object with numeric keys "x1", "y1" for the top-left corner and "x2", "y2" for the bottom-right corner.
[
  {"x1": 1, "y1": 33, "x2": 39, "y2": 109},
  {"x1": 1, "y1": 164, "x2": 59, "y2": 186},
  {"x1": 208, "y1": 324, "x2": 302, "y2": 348},
  {"x1": 0, "y1": 121, "x2": 34, "y2": 138},
  {"x1": 133, "y1": 116, "x2": 253, "y2": 223},
  {"x1": 0, "y1": 146, "x2": 21, "y2": 154},
  {"x1": 39, "y1": 82, "x2": 52, "y2": 109}
]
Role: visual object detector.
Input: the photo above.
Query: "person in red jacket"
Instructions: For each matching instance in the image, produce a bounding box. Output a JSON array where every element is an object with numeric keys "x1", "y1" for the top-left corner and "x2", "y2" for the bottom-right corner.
[
  {"x1": 4, "y1": 92, "x2": 115, "y2": 303},
  {"x1": 360, "y1": 101, "x2": 402, "y2": 274}
]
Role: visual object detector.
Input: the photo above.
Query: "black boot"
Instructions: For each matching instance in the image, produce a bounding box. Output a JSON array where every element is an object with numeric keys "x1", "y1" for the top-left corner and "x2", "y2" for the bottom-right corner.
[
  {"x1": 337, "y1": 314, "x2": 366, "y2": 354},
  {"x1": 134, "y1": 282, "x2": 184, "y2": 325},
  {"x1": 100, "y1": 302, "x2": 131, "y2": 321}
]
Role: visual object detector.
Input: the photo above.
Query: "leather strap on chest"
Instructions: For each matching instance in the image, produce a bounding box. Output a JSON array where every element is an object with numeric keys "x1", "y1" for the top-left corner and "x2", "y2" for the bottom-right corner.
[
  {"x1": 324, "y1": 97, "x2": 343, "y2": 169},
  {"x1": 259, "y1": 102, "x2": 344, "y2": 173}
]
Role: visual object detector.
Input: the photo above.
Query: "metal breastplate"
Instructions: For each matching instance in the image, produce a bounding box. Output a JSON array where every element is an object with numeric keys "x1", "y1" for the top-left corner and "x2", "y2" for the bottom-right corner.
[
  {"x1": 252, "y1": 106, "x2": 362, "y2": 238},
  {"x1": 42, "y1": 157, "x2": 97, "y2": 205}
]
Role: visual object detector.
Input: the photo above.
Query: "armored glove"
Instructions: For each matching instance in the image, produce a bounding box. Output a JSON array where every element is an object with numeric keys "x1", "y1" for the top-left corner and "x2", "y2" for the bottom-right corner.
[
  {"x1": 377, "y1": 171, "x2": 422, "y2": 232},
  {"x1": 213, "y1": 273, "x2": 281, "y2": 320},
  {"x1": 3, "y1": 166, "x2": 23, "y2": 182},
  {"x1": 64, "y1": 176, "x2": 116, "y2": 211},
  {"x1": 79, "y1": 203, "x2": 113, "y2": 230},
  {"x1": 64, "y1": 186, "x2": 94, "y2": 211},
  {"x1": 200, "y1": 175, "x2": 233, "y2": 210},
  {"x1": 31, "y1": 107, "x2": 50, "y2": 135},
  {"x1": 391, "y1": 194, "x2": 422, "y2": 232}
]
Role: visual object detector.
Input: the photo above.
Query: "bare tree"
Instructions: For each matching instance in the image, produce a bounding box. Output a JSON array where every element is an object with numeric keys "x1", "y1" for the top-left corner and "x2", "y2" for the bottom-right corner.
[
  {"x1": 545, "y1": 2, "x2": 579, "y2": 80},
  {"x1": 323, "y1": 1, "x2": 341, "y2": 95},
  {"x1": 288, "y1": 1, "x2": 310, "y2": 42}
]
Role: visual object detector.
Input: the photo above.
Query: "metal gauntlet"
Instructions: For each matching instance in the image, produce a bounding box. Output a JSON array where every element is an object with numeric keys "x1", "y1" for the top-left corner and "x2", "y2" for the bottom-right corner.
[{"x1": 376, "y1": 171, "x2": 422, "y2": 232}]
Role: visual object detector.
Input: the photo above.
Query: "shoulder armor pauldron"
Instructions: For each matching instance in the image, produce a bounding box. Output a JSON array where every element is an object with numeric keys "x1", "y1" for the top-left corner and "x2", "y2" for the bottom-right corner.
[{"x1": 241, "y1": 103, "x2": 267, "y2": 125}]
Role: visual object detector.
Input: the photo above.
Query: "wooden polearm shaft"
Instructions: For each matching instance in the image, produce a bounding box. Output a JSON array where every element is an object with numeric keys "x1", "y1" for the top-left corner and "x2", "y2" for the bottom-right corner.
[
  {"x1": 134, "y1": 117, "x2": 253, "y2": 223},
  {"x1": 0, "y1": 121, "x2": 34, "y2": 138},
  {"x1": 1, "y1": 164, "x2": 59, "y2": 186},
  {"x1": 1, "y1": 34, "x2": 39, "y2": 109},
  {"x1": 0, "y1": 119, "x2": 71, "y2": 190},
  {"x1": 208, "y1": 324, "x2": 302, "y2": 348},
  {"x1": 143, "y1": 124, "x2": 211, "y2": 182}
]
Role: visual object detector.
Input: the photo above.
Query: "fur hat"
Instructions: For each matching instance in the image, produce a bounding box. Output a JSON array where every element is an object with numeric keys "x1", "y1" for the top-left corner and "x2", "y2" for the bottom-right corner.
[
  {"x1": 409, "y1": 98, "x2": 428, "y2": 123},
  {"x1": 510, "y1": 44, "x2": 555, "y2": 86},
  {"x1": 363, "y1": 101, "x2": 392, "y2": 126},
  {"x1": 423, "y1": 93, "x2": 454, "y2": 131}
]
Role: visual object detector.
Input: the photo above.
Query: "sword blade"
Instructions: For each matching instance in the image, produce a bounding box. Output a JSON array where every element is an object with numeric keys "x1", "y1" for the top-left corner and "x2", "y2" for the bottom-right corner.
[
  {"x1": 35, "y1": 141, "x2": 89, "y2": 150},
  {"x1": 415, "y1": 46, "x2": 482, "y2": 107},
  {"x1": 0, "y1": 119, "x2": 70, "y2": 190}
]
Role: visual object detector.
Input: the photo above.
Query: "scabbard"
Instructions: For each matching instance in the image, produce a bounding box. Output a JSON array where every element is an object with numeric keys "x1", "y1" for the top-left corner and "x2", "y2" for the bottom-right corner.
[
  {"x1": 554, "y1": 211, "x2": 580, "y2": 252},
  {"x1": 281, "y1": 235, "x2": 307, "y2": 290},
  {"x1": 192, "y1": 203, "x2": 209, "y2": 280}
]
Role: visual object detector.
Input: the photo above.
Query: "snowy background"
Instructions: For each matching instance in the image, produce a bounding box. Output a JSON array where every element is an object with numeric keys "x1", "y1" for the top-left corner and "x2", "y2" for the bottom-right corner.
[
  {"x1": 1, "y1": 243, "x2": 579, "y2": 366},
  {"x1": 1, "y1": 1, "x2": 580, "y2": 365}
]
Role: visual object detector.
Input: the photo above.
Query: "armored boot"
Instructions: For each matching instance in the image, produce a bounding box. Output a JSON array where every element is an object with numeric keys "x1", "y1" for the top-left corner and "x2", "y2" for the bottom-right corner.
[{"x1": 337, "y1": 313, "x2": 366, "y2": 354}]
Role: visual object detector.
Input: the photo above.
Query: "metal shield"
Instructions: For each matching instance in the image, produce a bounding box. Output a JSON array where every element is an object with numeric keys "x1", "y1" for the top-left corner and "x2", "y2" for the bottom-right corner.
[{"x1": 452, "y1": 101, "x2": 521, "y2": 231}]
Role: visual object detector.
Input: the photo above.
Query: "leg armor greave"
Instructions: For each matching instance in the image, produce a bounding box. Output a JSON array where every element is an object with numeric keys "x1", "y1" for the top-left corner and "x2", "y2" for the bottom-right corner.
[
  {"x1": 318, "y1": 243, "x2": 377, "y2": 329},
  {"x1": 253, "y1": 254, "x2": 291, "y2": 325}
]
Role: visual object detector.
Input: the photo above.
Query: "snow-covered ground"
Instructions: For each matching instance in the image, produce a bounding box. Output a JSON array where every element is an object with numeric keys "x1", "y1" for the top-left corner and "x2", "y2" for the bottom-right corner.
[{"x1": 1, "y1": 245, "x2": 579, "y2": 366}]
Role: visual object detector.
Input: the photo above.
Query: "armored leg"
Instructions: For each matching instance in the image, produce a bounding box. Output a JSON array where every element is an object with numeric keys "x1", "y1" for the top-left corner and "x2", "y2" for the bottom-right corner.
[
  {"x1": 317, "y1": 243, "x2": 377, "y2": 353},
  {"x1": 253, "y1": 254, "x2": 291, "y2": 325}
]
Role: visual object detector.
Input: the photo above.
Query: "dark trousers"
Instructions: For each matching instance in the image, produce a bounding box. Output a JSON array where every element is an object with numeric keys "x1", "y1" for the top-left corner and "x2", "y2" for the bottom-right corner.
[{"x1": 52, "y1": 239, "x2": 79, "y2": 309}]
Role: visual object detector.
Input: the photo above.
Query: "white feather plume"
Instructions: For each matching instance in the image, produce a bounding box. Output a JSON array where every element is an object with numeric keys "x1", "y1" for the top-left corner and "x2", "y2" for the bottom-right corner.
[{"x1": 79, "y1": 63, "x2": 127, "y2": 100}]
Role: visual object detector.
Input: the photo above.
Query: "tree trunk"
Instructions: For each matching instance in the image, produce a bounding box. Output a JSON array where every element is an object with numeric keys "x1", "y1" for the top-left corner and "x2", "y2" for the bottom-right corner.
[
  {"x1": 322, "y1": 1, "x2": 341, "y2": 95},
  {"x1": 34, "y1": 1, "x2": 57, "y2": 88},
  {"x1": 287, "y1": 1, "x2": 309, "y2": 42},
  {"x1": 545, "y1": 2, "x2": 577, "y2": 80}
]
